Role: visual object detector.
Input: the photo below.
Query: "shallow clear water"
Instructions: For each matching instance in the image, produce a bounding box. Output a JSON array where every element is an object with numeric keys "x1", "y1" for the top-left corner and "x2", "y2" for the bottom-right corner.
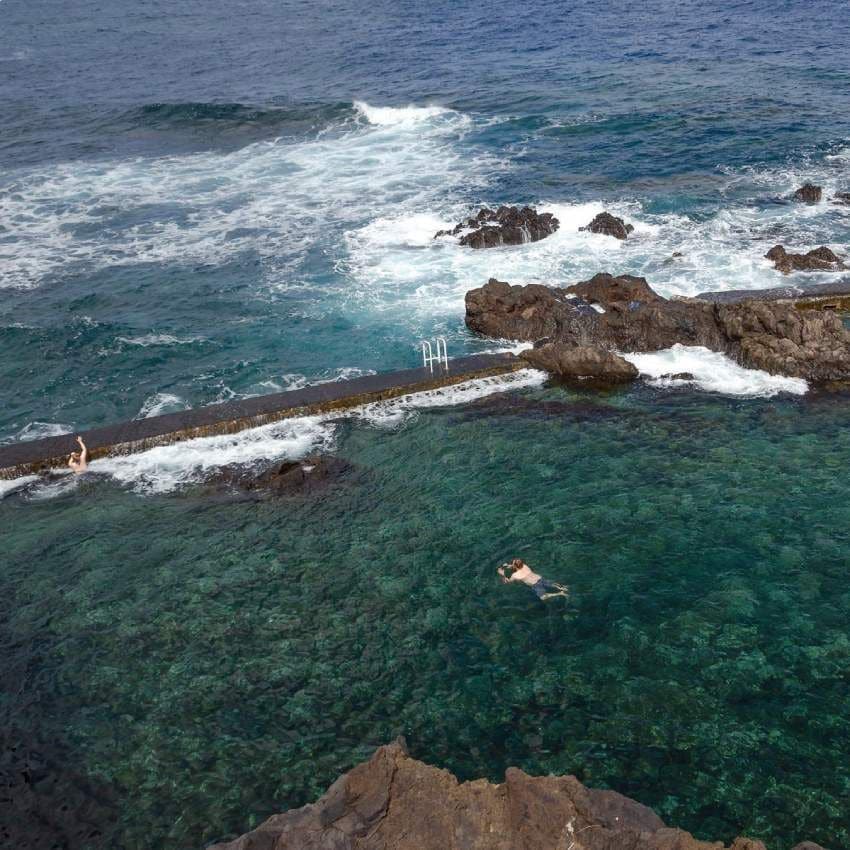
[
  {"x1": 2, "y1": 0, "x2": 850, "y2": 847},
  {"x1": 4, "y1": 380, "x2": 850, "y2": 848}
]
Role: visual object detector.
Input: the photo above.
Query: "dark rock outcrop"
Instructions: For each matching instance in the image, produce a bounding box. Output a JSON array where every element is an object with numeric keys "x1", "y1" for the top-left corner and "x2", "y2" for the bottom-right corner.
[
  {"x1": 832, "y1": 192, "x2": 850, "y2": 205},
  {"x1": 765, "y1": 245, "x2": 845, "y2": 274},
  {"x1": 520, "y1": 342, "x2": 638, "y2": 383},
  {"x1": 210, "y1": 740, "x2": 822, "y2": 850},
  {"x1": 566, "y1": 272, "x2": 663, "y2": 305},
  {"x1": 465, "y1": 273, "x2": 850, "y2": 382},
  {"x1": 579, "y1": 211, "x2": 635, "y2": 239},
  {"x1": 203, "y1": 455, "x2": 353, "y2": 497},
  {"x1": 793, "y1": 183, "x2": 822, "y2": 203},
  {"x1": 435, "y1": 206, "x2": 559, "y2": 248}
]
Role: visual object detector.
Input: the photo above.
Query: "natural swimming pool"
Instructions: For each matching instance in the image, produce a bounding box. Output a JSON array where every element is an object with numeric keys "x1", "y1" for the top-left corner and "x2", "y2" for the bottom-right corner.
[{"x1": 3, "y1": 378, "x2": 849, "y2": 849}]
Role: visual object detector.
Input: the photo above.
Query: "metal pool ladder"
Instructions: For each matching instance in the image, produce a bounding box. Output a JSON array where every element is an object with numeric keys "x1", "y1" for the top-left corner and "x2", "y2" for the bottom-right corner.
[{"x1": 421, "y1": 337, "x2": 449, "y2": 372}]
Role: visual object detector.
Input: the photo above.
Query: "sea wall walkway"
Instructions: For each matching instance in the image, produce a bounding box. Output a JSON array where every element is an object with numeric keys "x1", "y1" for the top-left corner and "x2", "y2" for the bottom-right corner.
[{"x1": 0, "y1": 352, "x2": 524, "y2": 480}]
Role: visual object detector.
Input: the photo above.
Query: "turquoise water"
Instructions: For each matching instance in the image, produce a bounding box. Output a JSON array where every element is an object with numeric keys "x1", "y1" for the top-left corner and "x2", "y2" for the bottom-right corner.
[
  {"x1": 3, "y1": 0, "x2": 850, "y2": 847},
  {"x1": 4, "y1": 380, "x2": 850, "y2": 848}
]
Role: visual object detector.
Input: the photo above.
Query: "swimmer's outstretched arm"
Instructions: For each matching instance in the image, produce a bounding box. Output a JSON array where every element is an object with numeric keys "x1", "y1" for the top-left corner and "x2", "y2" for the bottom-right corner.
[{"x1": 76, "y1": 436, "x2": 88, "y2": 462}]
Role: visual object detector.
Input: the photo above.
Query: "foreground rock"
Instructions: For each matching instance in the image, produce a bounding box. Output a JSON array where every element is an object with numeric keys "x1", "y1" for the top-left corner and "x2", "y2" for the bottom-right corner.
[
  {"x1": 765, "y1": 245, "x2": 845, "y2": 274},
  {"x1": 793, "y1": 183, "x2": 822, "y2": 203},
  {"x1": 465, "y1": 273, "x2": 850, "y2": 382},
  {"x1": 579, "y1": 210, "x2": 634, "y2": 239},
  {"x1": 203, "y1": 455, "x2": 353, "y2": 497},
  {"x1": 520, "y1": 342, "x2": 638, "y2": 383},
  {"x1": 209, "y1": 740, "x2": 826, "y2": 850},
  {"x1": 434, "y1": 205, "x2": 559, "y2": 248}
]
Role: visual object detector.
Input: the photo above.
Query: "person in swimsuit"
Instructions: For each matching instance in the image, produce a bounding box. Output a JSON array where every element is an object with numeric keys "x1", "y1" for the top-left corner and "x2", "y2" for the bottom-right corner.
[
  {"x1": 497, "y1": 558, "x2": 569, "y2": 601},
  {"x1": 67, "y1": 436, "x2": 89, "y2": 474}
]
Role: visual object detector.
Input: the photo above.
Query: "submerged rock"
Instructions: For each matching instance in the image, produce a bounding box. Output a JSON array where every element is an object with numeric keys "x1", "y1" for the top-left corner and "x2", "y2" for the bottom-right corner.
[
  {"x1": 465, "y1": 273, "x2": 850, "y2": 382},
  {"x1": 765, "y1": 245, "x2": 845, "y2": 274},
  {"x1": 579, "y1": 211, "x2": 635, "y2": 239},
  {"x1": 203, "y1": 454, "x2": 353, "y2": 497},
  {"x1": 434, "y1": 205, "x2": 559, "y2": 248},
  {"x1": 793, "y1": 183, "x2": 823, "y2": 203},
  {"x1": 520, "y1": 342, "x2": 638, "y2": 383},
  {"x1": 832, "y1": 191, "x2": 850, "y2": 205},
  {"x1": 210, "y1": 740, "x2": 817, "y2": 850}
]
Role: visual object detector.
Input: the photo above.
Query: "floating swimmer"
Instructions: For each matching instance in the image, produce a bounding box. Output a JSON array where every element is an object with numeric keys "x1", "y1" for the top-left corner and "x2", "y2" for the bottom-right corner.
[
  {"x1": 67, "y1": 436, "x2": 88, "y2": 474},
  {"x1": 497, "y1": 558, "x2": 569, "y2": 601}
]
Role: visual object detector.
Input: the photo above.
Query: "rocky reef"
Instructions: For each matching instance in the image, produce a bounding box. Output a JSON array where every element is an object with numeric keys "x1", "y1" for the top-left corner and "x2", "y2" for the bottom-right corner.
[
  {"x1": 793, "y1": 183, "x2": 822, "y2": 203},
  {"x1": 579, "y1": 211, "x2": 635, "y2": 239},
  {"x1": 209, "y1": 740, "x2": 827, "y2": 850},
  {"x1": 465, "y1": 273, "x2": 850, "y2": 382},
  {"x1": 765, "y1": 245, "x2": 845, "y2": 274},
  {"x1": 201, "y1": 455, "x2": 354, "y2": 497},
  {"x1": 434, "y1": 206, "x2": 559, "y2": 248}
]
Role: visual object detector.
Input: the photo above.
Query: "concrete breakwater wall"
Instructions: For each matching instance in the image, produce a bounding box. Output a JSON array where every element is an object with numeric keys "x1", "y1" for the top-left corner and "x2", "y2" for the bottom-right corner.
[
  {"x1": 0, "y1": 353, "x2": 524, "y2": 481},
  {"x1": 695, "y1": 277, "x2": 850, "y2": 311}
]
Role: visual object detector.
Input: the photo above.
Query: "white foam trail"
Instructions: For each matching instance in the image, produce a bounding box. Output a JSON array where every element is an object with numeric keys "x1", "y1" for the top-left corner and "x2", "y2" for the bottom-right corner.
[
  {"x1": 0, "y1": 475, "x2": 39, "y2": 499},
  {"x1": 478, "y1": 340, "x2": 534, "y2": 355},
  {"x1": 135, "y1": 393, "x2": 191, "y2": 419},
  {"x1": 354, "y1": 368, "x2": 547, "y2": 428},
  {"x1": 0, "y1": 101, "x2": 493, "y2": 291},
  {"x1": 14, "y1": 422, "x2": 74, "y2": 441},
  {"x1": 118, "y1": 334, "x2": 204, "y2": 347},
  {"x1": 93, "y1": 415, "x2": 336, "y2": 493},
  {"x1": 622, "y1": 345, "x2": 808, "y2": 397}
]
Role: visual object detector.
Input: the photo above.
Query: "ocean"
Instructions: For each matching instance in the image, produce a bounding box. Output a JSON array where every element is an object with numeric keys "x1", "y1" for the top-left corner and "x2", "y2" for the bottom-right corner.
[{"x1": 1, "y1": 1, "x2": 849, "y2": 847}]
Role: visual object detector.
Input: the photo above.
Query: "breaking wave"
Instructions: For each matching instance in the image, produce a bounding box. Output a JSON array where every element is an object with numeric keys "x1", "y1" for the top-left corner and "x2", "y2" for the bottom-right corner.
[{"x1": 623, "y1": 345, "x2": 809, "y2": 397}]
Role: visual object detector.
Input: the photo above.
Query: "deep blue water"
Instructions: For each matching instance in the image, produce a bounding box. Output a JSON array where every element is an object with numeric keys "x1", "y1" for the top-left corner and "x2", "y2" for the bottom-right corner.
[
  {"x1": 2, "y1": 3, "x2": 850, "y2": 848},
  {"x1": 1, "y1": 0, "x2": 849, "y2": 437}
]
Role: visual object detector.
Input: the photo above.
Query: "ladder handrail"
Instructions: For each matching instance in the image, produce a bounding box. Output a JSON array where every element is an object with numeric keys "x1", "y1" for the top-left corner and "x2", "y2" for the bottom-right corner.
[
  {"x1": 435, "y1": 337, "x2": 448, "y2": 368},
  {"x1": 422, "y1": 340, "x2": 434, "y2": 370},
  {"x1": 421, "y1": 338, "x2": 448, "y2": 372}
]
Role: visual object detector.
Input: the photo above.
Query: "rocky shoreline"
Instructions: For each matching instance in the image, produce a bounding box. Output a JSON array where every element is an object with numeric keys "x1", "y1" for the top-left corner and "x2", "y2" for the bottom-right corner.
[
  {"x1": 209, "y1": 741, "x2": 828, "y2": 850},
  {"x1": 465, "y1": 273, "x2": 850, "y2": 384}
]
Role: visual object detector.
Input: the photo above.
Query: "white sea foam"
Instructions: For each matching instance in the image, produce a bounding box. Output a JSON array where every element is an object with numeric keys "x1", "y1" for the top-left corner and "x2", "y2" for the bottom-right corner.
[
  {"x1": 93, "y1": 415, "x2": 336, "y2": 494},
  {"x1": 346, "y1": 193, "x2": 850, "y2": 326},
  {"x1": 15, "y1": 421, "x2": 74, "y2": 441},
  {"x1": 622, "y1": 345, "x2": 808, "y2": 397},
  {"x1": 354, "y1": 368, "x2": 547, "y2": 428},
  {"x1": 135, "y1": 393, "x2": 191, "y2": 419},
  {"x1": 0, "y1": 475, "x2": 39, "y2": 499},
  {"x1": 353, "y1": 101, "x2": 457, "y2": 127},
  {"x1": 0, "y1": 100, "x2": 492, "y2": 292},
  {"x1": 117, "y1": 334, "x2": 204, "y2": 347}
]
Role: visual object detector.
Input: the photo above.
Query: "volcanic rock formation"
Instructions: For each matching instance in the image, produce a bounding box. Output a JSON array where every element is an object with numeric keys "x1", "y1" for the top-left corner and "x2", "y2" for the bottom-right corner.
[
  {"x1": 209, "y1": 740, "x2": 828, "y2": 850},
  {"x1": 765, "y1": 245, "x2": 845, "y2": 274},
  {"x1": 520, "y1": 342, "x2": 638, "y2": 383},
  {"x1": 579, "y1": 211, "x2": 635, "y2": 239},
  {"x1": 434, "y1": 206, "x2": 559, "y2": 248},
  {"x1": 793, "y1": 183, "x2": 823, "y2": 203},
  {"x1": 465, "y1": 273, "x2": 850, "y2": 382}
]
